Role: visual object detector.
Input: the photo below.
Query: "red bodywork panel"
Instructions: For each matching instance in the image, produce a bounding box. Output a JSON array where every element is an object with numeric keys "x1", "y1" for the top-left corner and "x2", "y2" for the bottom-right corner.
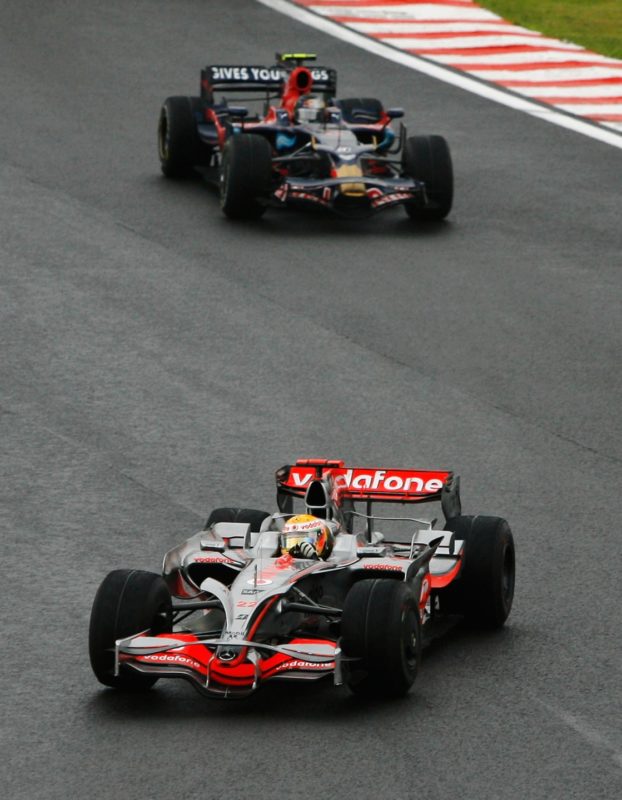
[{"x1": 124, "y1": 634, "x2": 336, "y2": 688}]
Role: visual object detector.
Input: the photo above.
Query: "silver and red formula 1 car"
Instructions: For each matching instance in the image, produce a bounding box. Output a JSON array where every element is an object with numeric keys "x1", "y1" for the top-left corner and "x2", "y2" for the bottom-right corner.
[
  {"x1": 89, "y1": 459, "x2": 515, "y2": 699},
  {"x1": 157, "y1": 53, "x2": 453, "y2": 221}
]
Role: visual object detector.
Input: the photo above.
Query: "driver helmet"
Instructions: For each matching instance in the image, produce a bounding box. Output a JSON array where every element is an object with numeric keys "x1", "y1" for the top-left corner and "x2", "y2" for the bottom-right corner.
[
  {"x1": 295, "y1": 95, "x2": 326, "y2": 124},
  {"x1": 282, "y1": 514, "x2": 333, "y2": 559}
]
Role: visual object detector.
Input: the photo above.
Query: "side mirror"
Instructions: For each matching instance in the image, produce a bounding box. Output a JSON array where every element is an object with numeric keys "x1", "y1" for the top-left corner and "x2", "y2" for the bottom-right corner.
[{"x1": 386, "y1": 107, "x2": 404, "y2": 120}]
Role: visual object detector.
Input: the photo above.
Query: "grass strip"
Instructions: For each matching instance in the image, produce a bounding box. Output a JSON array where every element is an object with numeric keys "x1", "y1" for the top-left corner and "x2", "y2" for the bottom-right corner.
[{"x1": 482, "y1": 0, "x2": 622, "y2": 59}]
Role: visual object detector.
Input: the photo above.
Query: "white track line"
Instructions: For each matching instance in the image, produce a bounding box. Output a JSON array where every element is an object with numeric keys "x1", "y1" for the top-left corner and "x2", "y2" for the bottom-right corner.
[
  {"x1": 518, "y1": 84, "x2": 622, "y2": 98},
  {"x1": 375, "y1": 36, "x2": 584, "y2": 50},
  {"x1": 299, "y1": 4, "x2": 502, "y2": 21},
  {"x1": 347, "y1": 22, "x2": 535, "y2": 34},
  {"x1": 257, "y1": 0, "x2": 622, "y2": 150}
]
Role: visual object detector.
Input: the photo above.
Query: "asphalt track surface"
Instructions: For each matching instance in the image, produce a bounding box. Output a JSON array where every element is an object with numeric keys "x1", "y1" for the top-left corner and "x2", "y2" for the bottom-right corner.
[{"x1": 1, "y1": 2, "x2": 620, "y2": 799}]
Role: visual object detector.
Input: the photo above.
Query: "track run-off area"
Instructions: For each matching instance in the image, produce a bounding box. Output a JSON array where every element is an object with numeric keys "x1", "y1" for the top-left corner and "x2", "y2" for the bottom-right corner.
[
  {"x1": 262, "y1": 0, "x2": 622, "y2": 147},
  {"x1": 1, "y1": 1, "x2": 621, "y2": 799}
]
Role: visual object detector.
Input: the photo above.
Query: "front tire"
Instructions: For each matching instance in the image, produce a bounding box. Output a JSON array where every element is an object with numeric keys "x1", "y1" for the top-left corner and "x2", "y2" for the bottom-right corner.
[
  {"x1": 441, "y1": 515, "x2": 515, "y2": 628},
  {"x1": 89, "y1": 569, "x2": 172, "y2": 689},
  {"x1": 341, "y1": 579, "x2": 421, "y2": 697},
  {"x1": 402, "y1": 134, "x2": 453, "y2": 220},
  {"x1": 219, "y1": 134, "x2": 273, "y2": 219}
]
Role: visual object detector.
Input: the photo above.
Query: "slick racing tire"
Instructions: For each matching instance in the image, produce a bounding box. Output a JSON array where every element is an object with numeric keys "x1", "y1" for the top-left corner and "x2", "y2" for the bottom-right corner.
[
  {"x1": 158, "y1": 96, "x2": 205, "y2": 178},
  {"x1": 337, "y1": 97, "x2": 384, "y2": 123},
  {"x1": 219, "y1": 133, "x2": 273, "y2": 219},
  {"x1": 402, "y1": 135, "x2": 453, "y2": 221},
  {"x1": 440, "y1": 516, "x2": 515, "y2": 628},
  {"x1": 89, "y1": 569, "x2": 172, "y2": 690},
  {"x1": 204, "y1": 507, "x2": 271, "y2": 531},
  {"x1": 341, "y1": 579, "x2": 421, "y2": 697}
]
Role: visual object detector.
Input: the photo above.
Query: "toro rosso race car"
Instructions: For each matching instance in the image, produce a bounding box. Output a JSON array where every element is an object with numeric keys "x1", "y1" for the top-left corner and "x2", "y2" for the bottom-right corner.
[
  {"x1": 157, "y1": 53, "x2": 453, "y2": 221},
  {"x1": 89, "y1": 459, "x2": 515, "y2": 700}
]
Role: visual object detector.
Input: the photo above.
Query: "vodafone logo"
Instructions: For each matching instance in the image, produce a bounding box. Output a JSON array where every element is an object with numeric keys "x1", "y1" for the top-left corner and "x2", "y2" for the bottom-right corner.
[
  {"x1": 276, "y1": 660, "x2": 334, "y2": 672},
  {"x1": 363, "y1": 563, "x2": 403, "y2": 572},
  {"x1": 286, "y1": 467, "x2": 447, "y2": 495},
  {"x1": 142, "y1": 654, "x2": 202, "y2": 670},
  {"x1": 285, "y1": 519, "x2": 322, "y2": 532}
]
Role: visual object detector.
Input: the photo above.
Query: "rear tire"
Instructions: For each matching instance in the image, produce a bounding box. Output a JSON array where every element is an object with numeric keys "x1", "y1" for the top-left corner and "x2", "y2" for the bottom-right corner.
[
  {"x1": 441, "y1": 515, "x2": 515, "y2": 628},
  {"x1": 219, "y1": 133, "x2": 273, "y2": 219},
  {"x1": 341, "y1": 579, "x2": 420, "y2": 697},
  {"x1": 158, "y1": 96, "x2": 205, "y2": 178},
  {"x1": 204, "y1": 507, "x2": 271, "y2": 531},
  {"x1": 89, "y1": 569, "x2": 172, "y2": 689},
  {"x1": 402, "y1": 134, "x2": 453, "y2": 220}
]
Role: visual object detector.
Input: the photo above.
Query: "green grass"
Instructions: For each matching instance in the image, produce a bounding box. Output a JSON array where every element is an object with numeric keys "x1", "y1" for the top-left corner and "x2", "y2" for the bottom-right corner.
[{"x1": 482, "y1": 0, "x2": 622, "y2": 59}]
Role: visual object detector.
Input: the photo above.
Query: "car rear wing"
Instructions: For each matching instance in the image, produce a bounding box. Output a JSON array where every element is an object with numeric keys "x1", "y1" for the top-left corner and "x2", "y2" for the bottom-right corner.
[
  {"x1": 276, "y1": 459, "x2": 461, "y2": 521},
  {"x1": 200, "y1": 64, "x2": 337, "y2": 101}
]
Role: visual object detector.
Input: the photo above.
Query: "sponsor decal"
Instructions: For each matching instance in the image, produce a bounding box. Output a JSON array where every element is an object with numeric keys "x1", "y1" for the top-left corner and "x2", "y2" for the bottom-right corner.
[
  {"x1": 285, "y1": 519, "x2": 324, "y2": 532},
  {"x1": 363, "y1": 563, "x2": 403, "y2": 572},
  {"x1": 289, "y1": 191, "x2": 328, "y2": 206},
  {"x1": 286, "y1": 467, "x2": 448, "y2": 494},
  {"x1": 310, "y1": 68, "x2": 330, "y2": 82},
  {"x1": 209, "y1": 66, "x2": 330, "y2": 84},
  {"x1": 276, "y1": 132, "x2": 297, "y2": 151},
  {"x1": 193, "y1": 556, "x2": 235, "y2": 565},
  {"x1": 241, "y1": 588, "x2": 261, "y2": 595},
  {"x1": 237, "y1": 600, "x2": 257, "y2": 608},
  {"x1": 372, "y1": 192, "x2": 412, "y2": 208},
  {"x1": 141, "y1": 653, "x2": 203, "y2": 670},
  {"x1": 275, "y1": 659, "x2": 334, "y2": 673},
  {"x1": 247, "y1": 577, "x2": 272, "y2": 586},
  {"x1": 235, "y1": 613, "x2": 249, "y2": 621},
  {"x1": 210, "y1": 66, "x2": 281, "y2": 82}
]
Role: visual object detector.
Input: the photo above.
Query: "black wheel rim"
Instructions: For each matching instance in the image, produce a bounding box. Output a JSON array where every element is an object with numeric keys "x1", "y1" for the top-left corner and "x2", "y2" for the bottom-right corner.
[{"x1": 401, "y1": 606, "x2": 419, "y2": 675}]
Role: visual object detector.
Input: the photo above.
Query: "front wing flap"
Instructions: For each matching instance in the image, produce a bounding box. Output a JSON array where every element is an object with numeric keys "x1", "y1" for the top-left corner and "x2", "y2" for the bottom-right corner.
[
  {"x1": 116, "y1": 632, "x2": 340, "y2": 697},
  {"x1": 274, "y1": 175, "x2": 426, "y2": 214}
]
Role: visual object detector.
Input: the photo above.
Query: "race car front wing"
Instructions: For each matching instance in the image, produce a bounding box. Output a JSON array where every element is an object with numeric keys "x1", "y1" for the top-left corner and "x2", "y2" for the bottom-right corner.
[
  {"x1": 273, "y1": 175, "x2": 427, "y2": 215},
  {"x1": 115, "y1": 632, "x2": 342, "y2": 698}
]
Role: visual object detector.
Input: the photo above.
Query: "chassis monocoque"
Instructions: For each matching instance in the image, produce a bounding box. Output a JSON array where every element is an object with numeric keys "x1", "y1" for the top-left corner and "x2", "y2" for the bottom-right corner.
[
  {"x1": 157, "y1": 53, "x2": 453, "y2": 221},
  {"x1": 89, "y1": 459, "x2": 515, "y2": 700}
]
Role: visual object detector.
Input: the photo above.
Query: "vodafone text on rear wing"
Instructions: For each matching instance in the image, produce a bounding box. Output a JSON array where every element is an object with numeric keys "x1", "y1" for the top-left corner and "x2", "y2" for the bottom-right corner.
[{"x1": 276, "y1": 459, "x2": 461, "y2": 519}]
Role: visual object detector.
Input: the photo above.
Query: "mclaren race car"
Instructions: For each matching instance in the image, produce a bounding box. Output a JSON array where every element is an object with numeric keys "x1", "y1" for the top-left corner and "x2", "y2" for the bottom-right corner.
[
  {"x1": 89, "y1": 459, "x2": 515, "y2": 700},
  {"x1": 157, "y1": 53, "x2": 453, "y2": 221}
]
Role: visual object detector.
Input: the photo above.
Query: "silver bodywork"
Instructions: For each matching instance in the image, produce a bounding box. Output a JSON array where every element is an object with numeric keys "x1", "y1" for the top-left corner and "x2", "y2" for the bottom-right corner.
[{"x1": 116, "y1": 501, "x2": 464, "y2": 697}]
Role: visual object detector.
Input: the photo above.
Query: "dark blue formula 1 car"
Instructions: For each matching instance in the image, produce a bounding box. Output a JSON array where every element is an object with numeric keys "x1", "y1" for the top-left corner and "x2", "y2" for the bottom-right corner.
[{"x1": 157, "y1": 53, "x2": 453, "y2": 221}]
